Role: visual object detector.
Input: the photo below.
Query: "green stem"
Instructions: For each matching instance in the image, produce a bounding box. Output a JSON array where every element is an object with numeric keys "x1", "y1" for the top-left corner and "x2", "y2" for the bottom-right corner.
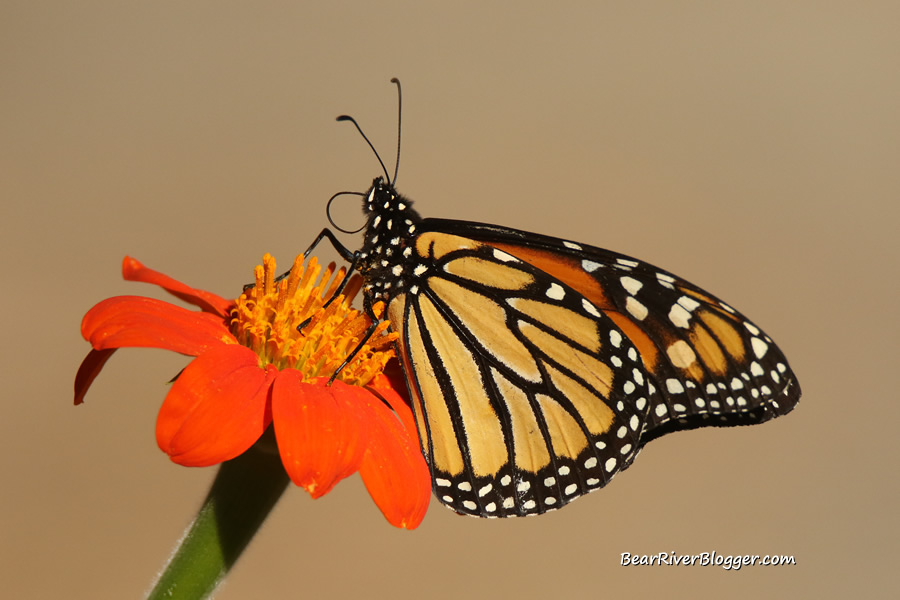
[{"x1": 147, "y1": 430, "x2": 289, "y2": 600}]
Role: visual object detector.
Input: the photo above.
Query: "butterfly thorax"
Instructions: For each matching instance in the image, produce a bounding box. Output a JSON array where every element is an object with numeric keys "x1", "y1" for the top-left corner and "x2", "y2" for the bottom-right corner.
[{"x1": 356, "y1": 177, "x2": 423, "y2": 304}]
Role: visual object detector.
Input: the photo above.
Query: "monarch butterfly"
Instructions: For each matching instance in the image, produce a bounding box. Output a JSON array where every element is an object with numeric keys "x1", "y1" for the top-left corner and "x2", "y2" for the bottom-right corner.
[{"x1": 306, "y1": 80, "x2": 800, "y2": 518}]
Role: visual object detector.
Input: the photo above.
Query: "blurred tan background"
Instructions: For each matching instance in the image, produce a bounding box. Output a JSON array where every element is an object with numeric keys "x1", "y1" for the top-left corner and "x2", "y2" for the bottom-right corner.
[{"x1": 3, "y1": 1, "x2": 897, "y2": 598}]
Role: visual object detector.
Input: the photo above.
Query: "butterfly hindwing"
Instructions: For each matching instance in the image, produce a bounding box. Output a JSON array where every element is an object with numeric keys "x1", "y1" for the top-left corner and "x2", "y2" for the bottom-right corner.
[{"x1": 384, "y1": 229, "x2": 653, "y2": 517}]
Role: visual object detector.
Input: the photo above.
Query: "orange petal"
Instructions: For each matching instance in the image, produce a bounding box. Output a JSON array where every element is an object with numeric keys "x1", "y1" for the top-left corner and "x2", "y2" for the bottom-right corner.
[
  {"x1": 156, "y1": 344, "x2": 275, "y2": 467},
  {"x1": 73, "y1": 348, "x2": 117, "y2": 405},
  {"x1": 358, "y1": 382, "x2": 431, "y2": 529},
  {"x1": 82, "y1": 296, "x2": 235, "y2": 355},
  {"x1": 368, "y1": 373, "x2": 417, "y2": 433},
  {"x1": 272, "y1": 375, "x2": 369, "y2": 499},
  {"x1": 378, "y1": 358, "x2": 411, "y2": 405},
  {"x1": 122, "y1": 256, "x2": 233, "y2": 317}
]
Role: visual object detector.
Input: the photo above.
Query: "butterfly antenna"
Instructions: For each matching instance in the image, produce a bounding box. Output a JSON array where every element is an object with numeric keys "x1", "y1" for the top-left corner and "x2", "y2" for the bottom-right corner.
[
  {"x1": 390, "y1": 77, "x2": 402, "y2": 185},
  {"x1": 336, "y1": 115, "x2": 391, "y2": 184}
]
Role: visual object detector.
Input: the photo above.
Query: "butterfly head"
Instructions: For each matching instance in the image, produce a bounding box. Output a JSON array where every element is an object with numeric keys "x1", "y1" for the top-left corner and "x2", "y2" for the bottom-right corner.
[
  {"x1": 363, "y1": 177, "x2": 411, "y2": 215},
  {"x1": 361, "y1": 176, "x2": 423, "y2": 232}
]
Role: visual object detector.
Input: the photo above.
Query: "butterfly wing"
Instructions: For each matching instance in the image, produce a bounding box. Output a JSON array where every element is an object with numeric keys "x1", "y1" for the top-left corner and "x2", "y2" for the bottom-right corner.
[
  {"x1": 429, "y1": 218, "x2": 801, "y2": 444},
  {"x1": 384, "y1": 225, "x2": 658, "y2": 517}
]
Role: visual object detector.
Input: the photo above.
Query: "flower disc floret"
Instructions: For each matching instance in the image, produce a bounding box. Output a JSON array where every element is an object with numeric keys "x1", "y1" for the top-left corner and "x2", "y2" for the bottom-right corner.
[{"x1": 230, "y1": 254, "x2": 397, "y2": 385}]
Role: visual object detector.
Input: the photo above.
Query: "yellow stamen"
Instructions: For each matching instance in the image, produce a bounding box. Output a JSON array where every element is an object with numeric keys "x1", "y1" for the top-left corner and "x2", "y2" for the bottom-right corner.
[{"x1": 230, "y1": 254, "x2": 398, "y2": 387}]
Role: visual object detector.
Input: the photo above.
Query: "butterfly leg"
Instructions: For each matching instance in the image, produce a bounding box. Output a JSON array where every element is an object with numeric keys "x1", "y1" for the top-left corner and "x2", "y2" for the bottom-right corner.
[
  {"x1": 325, "y1": 316, "x2": 382, "y2": 385},
  {"x1": 272, "y1": 228, "x2": 358, "y2": 285},
  {"x1": 244, "y1": 227, "x2": 359, "y2": 290},
  {"x1": 293, "y1": 228, "x2": 362, "y2": 329},
  {"x1": 301, "y1": 228, "x2": 358, "y2": 262}
]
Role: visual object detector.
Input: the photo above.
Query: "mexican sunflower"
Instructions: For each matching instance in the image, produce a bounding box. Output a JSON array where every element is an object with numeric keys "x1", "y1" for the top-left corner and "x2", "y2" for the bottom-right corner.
[{"x1": 75, "y1": 254, "x2": 431, "y2": 529}]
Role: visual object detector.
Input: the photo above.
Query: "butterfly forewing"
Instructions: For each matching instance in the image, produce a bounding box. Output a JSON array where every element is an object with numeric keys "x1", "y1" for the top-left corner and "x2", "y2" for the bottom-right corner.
[{"x1": 442, "y1": 219, "x2": 802, "y2": 443}]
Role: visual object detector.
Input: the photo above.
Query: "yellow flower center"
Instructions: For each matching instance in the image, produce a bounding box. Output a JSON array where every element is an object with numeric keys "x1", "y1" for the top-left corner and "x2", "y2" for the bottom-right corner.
[{"x1": 229, "y1": 254, "x2": 397, "y2": 387}]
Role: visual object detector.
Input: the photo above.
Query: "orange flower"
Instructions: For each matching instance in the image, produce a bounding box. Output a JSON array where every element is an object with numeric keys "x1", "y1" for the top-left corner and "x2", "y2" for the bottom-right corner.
[{"x1": 75, "y1": 255, "x2": 430, "y2": 529}]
